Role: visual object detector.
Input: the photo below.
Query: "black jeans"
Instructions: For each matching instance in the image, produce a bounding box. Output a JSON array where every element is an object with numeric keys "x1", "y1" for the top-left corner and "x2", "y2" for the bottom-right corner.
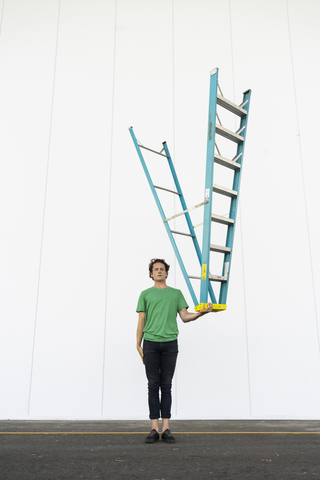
[{"x1": 143, "y1": 339, "x2": 178, "y2": 420}]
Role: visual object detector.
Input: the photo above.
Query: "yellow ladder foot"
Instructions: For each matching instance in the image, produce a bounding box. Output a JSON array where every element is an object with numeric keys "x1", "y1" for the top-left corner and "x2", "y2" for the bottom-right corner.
[{"x1": 194, "y1": 303, "x2": 227, "y2": 312}]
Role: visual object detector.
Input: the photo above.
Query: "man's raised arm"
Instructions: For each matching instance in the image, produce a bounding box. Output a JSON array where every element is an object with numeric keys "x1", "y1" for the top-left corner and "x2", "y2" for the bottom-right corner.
[{"x1": 178, "y1": 304, "x2": 214, "y2": 323}]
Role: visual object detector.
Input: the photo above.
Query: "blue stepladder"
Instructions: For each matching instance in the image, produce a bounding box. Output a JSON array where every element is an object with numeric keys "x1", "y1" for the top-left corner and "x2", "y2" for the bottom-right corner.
[{"x1": 129, "y1": 68, "x2": 251, "y2": 312}]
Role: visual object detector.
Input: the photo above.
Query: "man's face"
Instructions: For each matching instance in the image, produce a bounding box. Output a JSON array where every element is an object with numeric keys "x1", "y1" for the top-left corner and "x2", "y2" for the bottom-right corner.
[{"x1": 151, "y1": 262, "x2": 167, "y2": 281}]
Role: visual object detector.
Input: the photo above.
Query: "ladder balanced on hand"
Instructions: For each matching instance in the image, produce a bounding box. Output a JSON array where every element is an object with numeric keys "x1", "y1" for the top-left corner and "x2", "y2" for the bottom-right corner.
[{"x1": 129, "y1": 68, "x2": 251, "y2": 312}]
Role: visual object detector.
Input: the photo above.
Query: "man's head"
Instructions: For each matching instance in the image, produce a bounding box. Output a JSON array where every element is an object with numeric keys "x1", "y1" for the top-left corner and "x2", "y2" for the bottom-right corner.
[{"x1": 149, "y1": 258, "x2": 170, "y2": 280}]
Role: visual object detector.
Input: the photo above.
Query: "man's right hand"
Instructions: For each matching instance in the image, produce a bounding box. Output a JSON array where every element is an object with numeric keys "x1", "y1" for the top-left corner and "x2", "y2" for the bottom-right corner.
[{"x1": 137, "y1": 345, "x2": 144, "y2": 364}]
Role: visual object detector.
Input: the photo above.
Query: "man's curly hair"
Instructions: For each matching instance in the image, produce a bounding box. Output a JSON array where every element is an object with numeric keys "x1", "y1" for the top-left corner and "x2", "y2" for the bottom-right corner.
[{"x1": 148, "y1": 258, "x2": 170, "y2": 279}]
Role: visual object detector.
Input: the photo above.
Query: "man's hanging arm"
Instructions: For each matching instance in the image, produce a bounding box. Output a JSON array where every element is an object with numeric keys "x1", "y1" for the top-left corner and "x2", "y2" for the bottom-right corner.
[{"x1": 136, "y1": 311, "x2": 146, "y2": 363}]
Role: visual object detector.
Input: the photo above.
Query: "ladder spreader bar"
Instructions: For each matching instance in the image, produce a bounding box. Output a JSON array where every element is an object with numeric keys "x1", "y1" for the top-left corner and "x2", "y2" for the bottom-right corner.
[
  {"x1": 164, "y1": 200, "x2": 208, "y2": 223},
  {"x1": 236, "y1": 126, "x2": 246, "y2": 135},
  {"x1": 154, "y1": 185, "x2": 181, "y2": 196},
  {"x1": 232, "y1": 152, "x2": 243, "y2": 162},
  {"x1": 139, "y1": 145, "x2": 169, "y2": 158},
  {"x1": 215, "y1": 142, "x2": 221, "y2": 156},
  {"x1": 193, "y1": 222, "x2": 203, "y2": 228},
  {"x1": 240, "y1": 99, "x2": 249, "y2": 108}
]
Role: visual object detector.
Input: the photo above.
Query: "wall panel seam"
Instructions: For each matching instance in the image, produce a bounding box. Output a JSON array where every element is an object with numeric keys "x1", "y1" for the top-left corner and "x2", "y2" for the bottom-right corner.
[
  {"x1": 229, "y1": 0, "x2": 252, "y2": 416},
  {"x1": 102, "y1": 0, "x2": 118, "y2": 417},
  {"x1": 286, "y1": 0, "x2": 320, "y2": 356},
  {"x1": 28, "y1": 0, "x2": 62, "y2": 416}
]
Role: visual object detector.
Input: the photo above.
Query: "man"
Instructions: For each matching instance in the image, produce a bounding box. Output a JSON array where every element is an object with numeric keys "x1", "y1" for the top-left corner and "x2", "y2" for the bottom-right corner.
[{"x1": 136, "y1": 258, "x2": 213, "y2": 444}]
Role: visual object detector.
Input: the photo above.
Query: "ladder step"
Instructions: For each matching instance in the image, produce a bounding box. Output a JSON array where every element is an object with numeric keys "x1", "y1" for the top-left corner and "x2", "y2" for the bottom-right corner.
[
  {"x1": 171, "y1": 230, "x2": 194, "y2": 238},
  {"x1": 214, "y1": 153, "x2": 241, "y2": 171},
  {"x1": 217, "y1": 94, "x2": 247, "y2": 117},
  {"x1": 211, "y1": 214, "x2": 234, "y2": 226},
  {"x1": 154, "y1": 185, "x2": 181, "y2": 196},
  {"x1": 216, "y1": 124, "x2": 244, "y2": 144},
  {"x1": 212, "y1": 184, "x2": 237, "y2": 198},
  {"x1": 139, "y1": 144, "x2": 168, "y2": 157},
  {"x1": 210, "y1": 244, "x2": 231, "y2": 253},
  {"x1": 189, "y1": 274, "x2": 227, "y2": 283}
]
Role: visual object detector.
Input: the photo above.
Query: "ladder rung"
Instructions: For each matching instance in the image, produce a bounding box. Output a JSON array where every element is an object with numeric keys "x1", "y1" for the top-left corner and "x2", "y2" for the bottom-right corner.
[
  {"x1": 189, "y1": 274, "x2": 227, "y2": 283},
  {"x1": 216, "y1": 124, "x2": 244, "y2": 144},
  {"x1": 217, "y1": 94, "x2": 247, "y2": 117},
  {"x1": 214, "y1": 153, "x2": 241, "y2": 171},
  {"x1": 211, "y1": 214, "x2": 234, "y2": 226},
  {"x1": 154, "y1": 185, "x2": 181, "y2": 196},
  {"x1": 212, "y1": 184, "x2": 237, "y2": 198},
  {"x1": 139, "y1": 144, "x2": 168, "y2": 158},
  {"x1": 171, "y1": 230, "x2": 194, "y2": 238},
  {"x1": 210, "y1": 244, "x2": 231, "y2": 253}
]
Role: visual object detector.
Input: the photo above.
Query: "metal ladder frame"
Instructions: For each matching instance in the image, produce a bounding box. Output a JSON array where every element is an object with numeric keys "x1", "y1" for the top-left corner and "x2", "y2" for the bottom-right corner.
[
  {"x1": 199, "y1": 68, "x2": 252, "y2": 308},
  {"x1": 129, "y1": 68, "x2": 251, "y2": 312},
  {"x1": 129, "y1": 128, "x2": 217, "y2": 307}
]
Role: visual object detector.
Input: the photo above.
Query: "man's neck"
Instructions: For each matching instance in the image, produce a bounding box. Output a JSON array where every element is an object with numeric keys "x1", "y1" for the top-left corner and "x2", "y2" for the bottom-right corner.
[{"x1": 153, "y1": 280, "x2": 167, "y2": 289}]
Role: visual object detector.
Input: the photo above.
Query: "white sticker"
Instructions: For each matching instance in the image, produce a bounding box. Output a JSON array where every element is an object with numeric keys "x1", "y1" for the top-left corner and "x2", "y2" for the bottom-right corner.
[{"x1": 224, "y1": 262, "x2": 229, "y2": 278}]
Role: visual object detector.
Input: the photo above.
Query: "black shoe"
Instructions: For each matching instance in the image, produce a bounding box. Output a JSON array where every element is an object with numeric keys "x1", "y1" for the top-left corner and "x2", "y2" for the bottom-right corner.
[
  {"x1": 145, "y1": 429, "x2": 159, "y2": 444},
  {"x1": 162, "y1": 429, "x2": 175, "y2": 443}
]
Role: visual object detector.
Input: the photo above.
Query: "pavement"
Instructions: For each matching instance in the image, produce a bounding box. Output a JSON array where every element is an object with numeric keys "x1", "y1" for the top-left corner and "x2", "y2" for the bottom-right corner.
[{"x1": 1, "y1": 420, "x2": 320, "y2": 479}]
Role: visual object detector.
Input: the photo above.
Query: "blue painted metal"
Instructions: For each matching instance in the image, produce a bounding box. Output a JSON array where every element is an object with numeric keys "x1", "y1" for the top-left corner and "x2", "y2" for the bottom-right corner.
[
  {"x1": 129, "y1": 126, "x2": 199, "y2": 307},
  {"x1": 162, "y1": 142, "x2": 217, "y2": 304},
  {"x1": 219, "y1": 89, "x2": 252, "y2": 305},
  {"x1": 199, "y1": 68, "x2": 219, "y2": 304},
  {"x1": 129, "y1": 70, "x2": 251, "y2": 311}
]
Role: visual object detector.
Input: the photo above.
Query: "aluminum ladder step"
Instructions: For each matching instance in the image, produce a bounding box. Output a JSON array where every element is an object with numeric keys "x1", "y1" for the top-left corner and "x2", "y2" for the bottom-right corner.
[
  {"x1": 217, "y1": 94, "x2": 248, "y2": 117},
  {"x1": 214, "y1": 153, "x2": 241, "y2": 171},
  {"x1": 211, "y1": 213, "x2": 234, "y2": 226},
  {"x1": 216, "y1": 124, "x2": 244, "y2": 144},
  {"x1": 210, "y1": 244, "x2": 231, "y2": 253},
  {"x1": 212, "y1": 184, "x2": 237, "y2": 198},
  {"x1": 189, "y1": 274, "x2": 227, "y2": 283}
]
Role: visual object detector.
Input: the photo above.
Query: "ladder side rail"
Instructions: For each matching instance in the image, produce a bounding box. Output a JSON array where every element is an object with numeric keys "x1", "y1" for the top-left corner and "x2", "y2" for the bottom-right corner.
[
  {"x1": 219, "y1": 89, "x2": 252, "y2": 305},
  {"x1": 162, "y1": 142, "x2": 217, "y2": 305},
  {"x1": 200, "y1": 68, "x2": 219, "y2": 304},
  {"x1": 129, "y1": 127, "x2": 199, "y2": 307}
]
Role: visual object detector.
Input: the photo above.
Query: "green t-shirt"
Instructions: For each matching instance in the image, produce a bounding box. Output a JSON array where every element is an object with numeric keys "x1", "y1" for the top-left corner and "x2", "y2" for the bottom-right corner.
[{"x1": 136, "y1": 286, "x2": 188, "y2": 342}]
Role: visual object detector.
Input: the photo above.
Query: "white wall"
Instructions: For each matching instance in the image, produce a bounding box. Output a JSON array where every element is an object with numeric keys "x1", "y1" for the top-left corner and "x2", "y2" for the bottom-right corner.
[{"x1": 0, "y1": 0, "x2": 319, "y2": 420}]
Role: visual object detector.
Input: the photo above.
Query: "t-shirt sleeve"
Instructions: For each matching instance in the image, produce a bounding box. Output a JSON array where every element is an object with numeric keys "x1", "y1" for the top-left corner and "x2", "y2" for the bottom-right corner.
[
  {"x1": 177, "y1": 290, "x2": 189, "y2": 311},
  {"x1": 136, "y1": 292, "x2": 146, "y2": 312}
]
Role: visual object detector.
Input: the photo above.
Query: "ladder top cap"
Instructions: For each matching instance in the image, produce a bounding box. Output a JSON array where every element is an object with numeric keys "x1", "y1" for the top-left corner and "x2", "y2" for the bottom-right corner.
[{"x1": 210, "y1": 67, "x2": 218, "y2": 75}]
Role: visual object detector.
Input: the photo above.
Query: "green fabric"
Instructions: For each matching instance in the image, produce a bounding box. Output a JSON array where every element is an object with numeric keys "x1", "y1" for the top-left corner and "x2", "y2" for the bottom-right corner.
[{"x1": 136, "y1": 286, "x2": 188, "y2": 342}]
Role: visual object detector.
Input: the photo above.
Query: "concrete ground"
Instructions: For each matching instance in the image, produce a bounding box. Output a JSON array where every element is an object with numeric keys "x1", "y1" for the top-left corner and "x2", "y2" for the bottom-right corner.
[{"x1": 1, "y1": 420, "x2": 320, "y2": 479}]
